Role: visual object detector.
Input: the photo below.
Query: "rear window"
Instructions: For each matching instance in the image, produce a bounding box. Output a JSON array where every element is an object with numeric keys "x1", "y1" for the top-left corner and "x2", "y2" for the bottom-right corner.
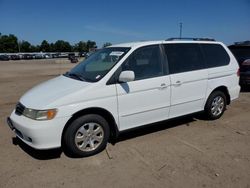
[
  {"x1": 201, "y1": 44, "x2": 230, "y2": 68},
  {"x1": 164, "y1": 43, "x2": 205, "y2": 74}
]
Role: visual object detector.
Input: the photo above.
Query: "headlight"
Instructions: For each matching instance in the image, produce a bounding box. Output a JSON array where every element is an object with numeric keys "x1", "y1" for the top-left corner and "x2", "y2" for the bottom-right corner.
[{"x1": 23, "y1": 108, "x2": 57, "y2": 120}]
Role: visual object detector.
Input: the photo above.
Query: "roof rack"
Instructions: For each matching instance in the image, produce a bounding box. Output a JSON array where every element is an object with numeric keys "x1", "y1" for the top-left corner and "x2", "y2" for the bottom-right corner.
[{"x1": 166, "y1": 37, "x2": 215, "y2": 41}]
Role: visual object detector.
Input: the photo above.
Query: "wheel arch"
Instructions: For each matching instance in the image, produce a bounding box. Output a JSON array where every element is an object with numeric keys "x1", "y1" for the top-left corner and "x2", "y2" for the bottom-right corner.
[
  {"x1": 208, "y1": 86, "x2": 231, "y2": 105},
  {"x1": 61, "y1": 107, "x2": 119, "y2": 144}
]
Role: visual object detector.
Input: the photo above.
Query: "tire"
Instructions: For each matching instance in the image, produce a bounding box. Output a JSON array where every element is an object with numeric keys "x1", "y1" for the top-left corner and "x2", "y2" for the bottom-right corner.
[
  {"x1": 204, "y1": 91, "x2": 227, "y2": 120},
  {"x1": 63, "y1": 114, "x2": 110, "y2": 157}
]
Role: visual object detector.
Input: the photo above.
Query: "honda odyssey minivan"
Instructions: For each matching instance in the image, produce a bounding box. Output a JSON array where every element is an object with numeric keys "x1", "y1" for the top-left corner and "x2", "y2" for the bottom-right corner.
[{"x1": 7, "y1": 38, "x2": 240, "y2": 157}]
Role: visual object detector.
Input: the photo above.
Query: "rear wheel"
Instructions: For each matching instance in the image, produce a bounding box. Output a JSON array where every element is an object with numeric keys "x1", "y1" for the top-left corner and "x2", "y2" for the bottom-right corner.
[
  {"x1": 63, "y1": 114, "x2": 110, "y2": 157},
  {"x1": 204, "y1": 91, "x2": 226, "y2": 120}
]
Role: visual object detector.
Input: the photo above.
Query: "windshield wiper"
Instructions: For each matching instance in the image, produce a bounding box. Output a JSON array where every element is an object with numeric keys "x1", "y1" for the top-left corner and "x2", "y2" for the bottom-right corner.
[{"x1": 66, "y1": 73, "x2": 86, "y2": 81}]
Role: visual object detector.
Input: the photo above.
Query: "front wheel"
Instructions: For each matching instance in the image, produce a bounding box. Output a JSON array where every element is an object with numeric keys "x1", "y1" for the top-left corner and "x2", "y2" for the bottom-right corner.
[
  {"x1": 204, "y1": 91, "x2": 227, "y2": 120},
  {"x1": 63, "y1": 114, "x2": 110, "y2": 157}
]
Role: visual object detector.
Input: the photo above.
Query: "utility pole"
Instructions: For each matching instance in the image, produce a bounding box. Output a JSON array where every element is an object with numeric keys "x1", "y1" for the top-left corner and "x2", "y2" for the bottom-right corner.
[
  {"x1": 17, "y1": 40, "x2": 21, "y2": 53},
  {"x1": 179, "y1": 22, "x2": 183, "y2": 39}
]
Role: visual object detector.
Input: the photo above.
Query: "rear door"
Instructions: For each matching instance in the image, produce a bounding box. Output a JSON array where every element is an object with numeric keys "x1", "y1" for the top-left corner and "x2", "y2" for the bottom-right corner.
[
  {"x1": 116, "y1": 45, "x2": 171, "y2": 131},
  {"x1": 163, "y1": 43, "x2": 208, "y2": 118}
]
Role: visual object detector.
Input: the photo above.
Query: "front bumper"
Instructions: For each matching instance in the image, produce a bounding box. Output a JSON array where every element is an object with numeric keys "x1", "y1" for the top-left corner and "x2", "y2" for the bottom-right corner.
[{"x1": 7, "y1": 111, "x2": 70, "y2": 150}]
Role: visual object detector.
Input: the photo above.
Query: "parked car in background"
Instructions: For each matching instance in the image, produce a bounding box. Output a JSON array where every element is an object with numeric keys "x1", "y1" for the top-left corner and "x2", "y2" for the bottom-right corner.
[
  {"x1": 79, "y1": 52, "x2": 87, "y2": 57},
  {"x1": 44, "y1": 53, "x2": 52, "y2": 59},
  {"x1": 0, "y1": 54, "x2": 10, "y2": 61},
  {"x1": 52, "y1": 53, "x2": 60, "y2": 58},
  {"x1": 59, "y1": 53, "x2": 68, "y2": 58},
  {"x1": 68, "y1": 53, "x2": 78, "y2": 63},
  {"x1": 33, "y1": 53, "x2": 44, "y2": 59},
  {"x1": 10, "y1": 55, "x2": 21, "y2": 60},
  {"x1": 229, "y1": 42, "x2": 250, "y2": 86},
  {"x1": 23, "y1": 54, "x2": 33, "y2": 60},
  {"x1": 68, "y1": 53, "x2": 75, "y2": 60},
  {"x1": 70, "y1": 56, "x2": 78, "y2": 63},
  {"x1": 7, "y1": 38, "x2": 240, "y2": 157},
  {"x1": 85, "y1": 51, "x2": 95, "y2": 59}
]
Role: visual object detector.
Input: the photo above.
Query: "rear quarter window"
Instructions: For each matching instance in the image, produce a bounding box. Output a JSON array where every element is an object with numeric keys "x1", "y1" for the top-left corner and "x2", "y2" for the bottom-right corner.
[{"x1": 201, "y1": 44, "x2": 230, "y2": 68}]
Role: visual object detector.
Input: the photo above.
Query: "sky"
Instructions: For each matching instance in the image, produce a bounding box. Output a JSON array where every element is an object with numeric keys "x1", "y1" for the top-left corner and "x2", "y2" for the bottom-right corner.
[{"x1": 0, "y1": 0, "x2": 250, "y2": 47}]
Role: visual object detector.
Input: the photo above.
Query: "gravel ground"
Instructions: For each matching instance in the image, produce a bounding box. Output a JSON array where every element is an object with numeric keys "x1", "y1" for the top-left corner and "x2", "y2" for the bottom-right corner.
[{"x1": 0, "y1": 60, "x2": 250, "y2": 188}]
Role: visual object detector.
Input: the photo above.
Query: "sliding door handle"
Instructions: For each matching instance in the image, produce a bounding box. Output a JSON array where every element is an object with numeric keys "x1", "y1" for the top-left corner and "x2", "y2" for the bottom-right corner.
[{"x1": 173, "y1": 81, "x2": 182, "y2": 86}]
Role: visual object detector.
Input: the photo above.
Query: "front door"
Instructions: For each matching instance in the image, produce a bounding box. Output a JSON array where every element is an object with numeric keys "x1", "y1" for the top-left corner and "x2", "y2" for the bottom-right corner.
[{"x1": 116, "y1": 45, "x2": 171, "y2": 131}]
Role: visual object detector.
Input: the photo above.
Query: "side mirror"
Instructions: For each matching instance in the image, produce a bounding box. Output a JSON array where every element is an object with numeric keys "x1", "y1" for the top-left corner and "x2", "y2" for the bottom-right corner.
[{"x1": 118, "y1": 71, "x2": 135, "y2": 83}]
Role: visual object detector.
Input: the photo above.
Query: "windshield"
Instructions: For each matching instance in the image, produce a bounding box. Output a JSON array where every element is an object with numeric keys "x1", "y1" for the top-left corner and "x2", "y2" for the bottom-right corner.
[{"x1": 64, "y1": 47, "x2": 130, "y2": 82}]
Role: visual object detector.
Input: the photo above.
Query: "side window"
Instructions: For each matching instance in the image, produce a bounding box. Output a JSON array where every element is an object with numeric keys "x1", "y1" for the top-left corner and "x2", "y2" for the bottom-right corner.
[
  {"x1": 164, "y1": 44, "x2": 205, "y2": 74},
  {"x1": 121, "y1": 45, "x2": 163, "y2": 80},
  {"x1": 202, "y1": 44, "x2": 230, "y2": 68}
]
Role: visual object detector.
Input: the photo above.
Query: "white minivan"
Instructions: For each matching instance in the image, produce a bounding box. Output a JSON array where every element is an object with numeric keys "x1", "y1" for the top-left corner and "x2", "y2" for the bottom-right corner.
[{"x1": 7, "y1": 38, "x2": 240, "y2": 157}]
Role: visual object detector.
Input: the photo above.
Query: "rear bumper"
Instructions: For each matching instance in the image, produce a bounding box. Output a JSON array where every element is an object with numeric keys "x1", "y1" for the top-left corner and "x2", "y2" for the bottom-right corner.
[
  {"x1": 229, "y1": 85, "x2": 241, "y2": 101},
  {"x1": 7, "y1": 111, "x2": 70, "y2": 150}
]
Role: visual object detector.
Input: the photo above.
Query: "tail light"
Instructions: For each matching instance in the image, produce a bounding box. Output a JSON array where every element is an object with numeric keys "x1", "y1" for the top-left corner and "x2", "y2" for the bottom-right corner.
[{"x1": 237, "y1": 68, "x2": 240, "y2": 77}]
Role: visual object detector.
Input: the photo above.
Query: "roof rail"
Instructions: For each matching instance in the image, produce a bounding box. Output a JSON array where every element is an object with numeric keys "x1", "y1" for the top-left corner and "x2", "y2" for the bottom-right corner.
[{"x1": 166, "y1": 37, "x2": 215, "y2": 41}]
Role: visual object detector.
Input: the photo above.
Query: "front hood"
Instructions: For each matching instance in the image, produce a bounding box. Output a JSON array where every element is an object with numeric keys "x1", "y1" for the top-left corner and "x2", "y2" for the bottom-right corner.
[{"x1": 20, "y1": 75, "x2": 91, "y2": 109}]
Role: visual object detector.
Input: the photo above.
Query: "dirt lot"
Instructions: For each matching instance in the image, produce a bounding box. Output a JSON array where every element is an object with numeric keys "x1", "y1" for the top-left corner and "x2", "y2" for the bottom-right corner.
[{"x1": 0, "y1": 60, "x2": 250, "y2": 188}]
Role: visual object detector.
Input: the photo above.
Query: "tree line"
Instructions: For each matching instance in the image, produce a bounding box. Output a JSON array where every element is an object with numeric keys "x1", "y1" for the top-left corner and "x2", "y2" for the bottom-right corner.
[{"x1": 0, "y1": 33, "x2": 102, "y2": 53}]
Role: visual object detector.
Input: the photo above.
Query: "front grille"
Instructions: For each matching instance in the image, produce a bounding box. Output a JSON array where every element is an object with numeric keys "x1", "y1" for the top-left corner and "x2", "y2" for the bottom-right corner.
[{"x1": 15, "y1": 102, "x2": 25, "y2": 116}]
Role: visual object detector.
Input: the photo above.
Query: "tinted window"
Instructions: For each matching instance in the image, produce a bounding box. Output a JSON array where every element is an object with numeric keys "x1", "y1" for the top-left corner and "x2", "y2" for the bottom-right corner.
[
  {"x1": 164, "y1": 44, "x2": 205, "y2": 74},
  {"x1": 121, "y1": 45, "x2": 163, "y2": 80},
  {"x1": 202, "y1": 44, "x2": 230, "y2": 68}
]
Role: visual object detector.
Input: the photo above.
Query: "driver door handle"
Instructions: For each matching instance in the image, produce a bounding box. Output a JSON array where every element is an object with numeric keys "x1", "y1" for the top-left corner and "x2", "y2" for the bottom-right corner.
[{"x1": 159, "y1": 83, "x2": 168, "y2": 90}]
